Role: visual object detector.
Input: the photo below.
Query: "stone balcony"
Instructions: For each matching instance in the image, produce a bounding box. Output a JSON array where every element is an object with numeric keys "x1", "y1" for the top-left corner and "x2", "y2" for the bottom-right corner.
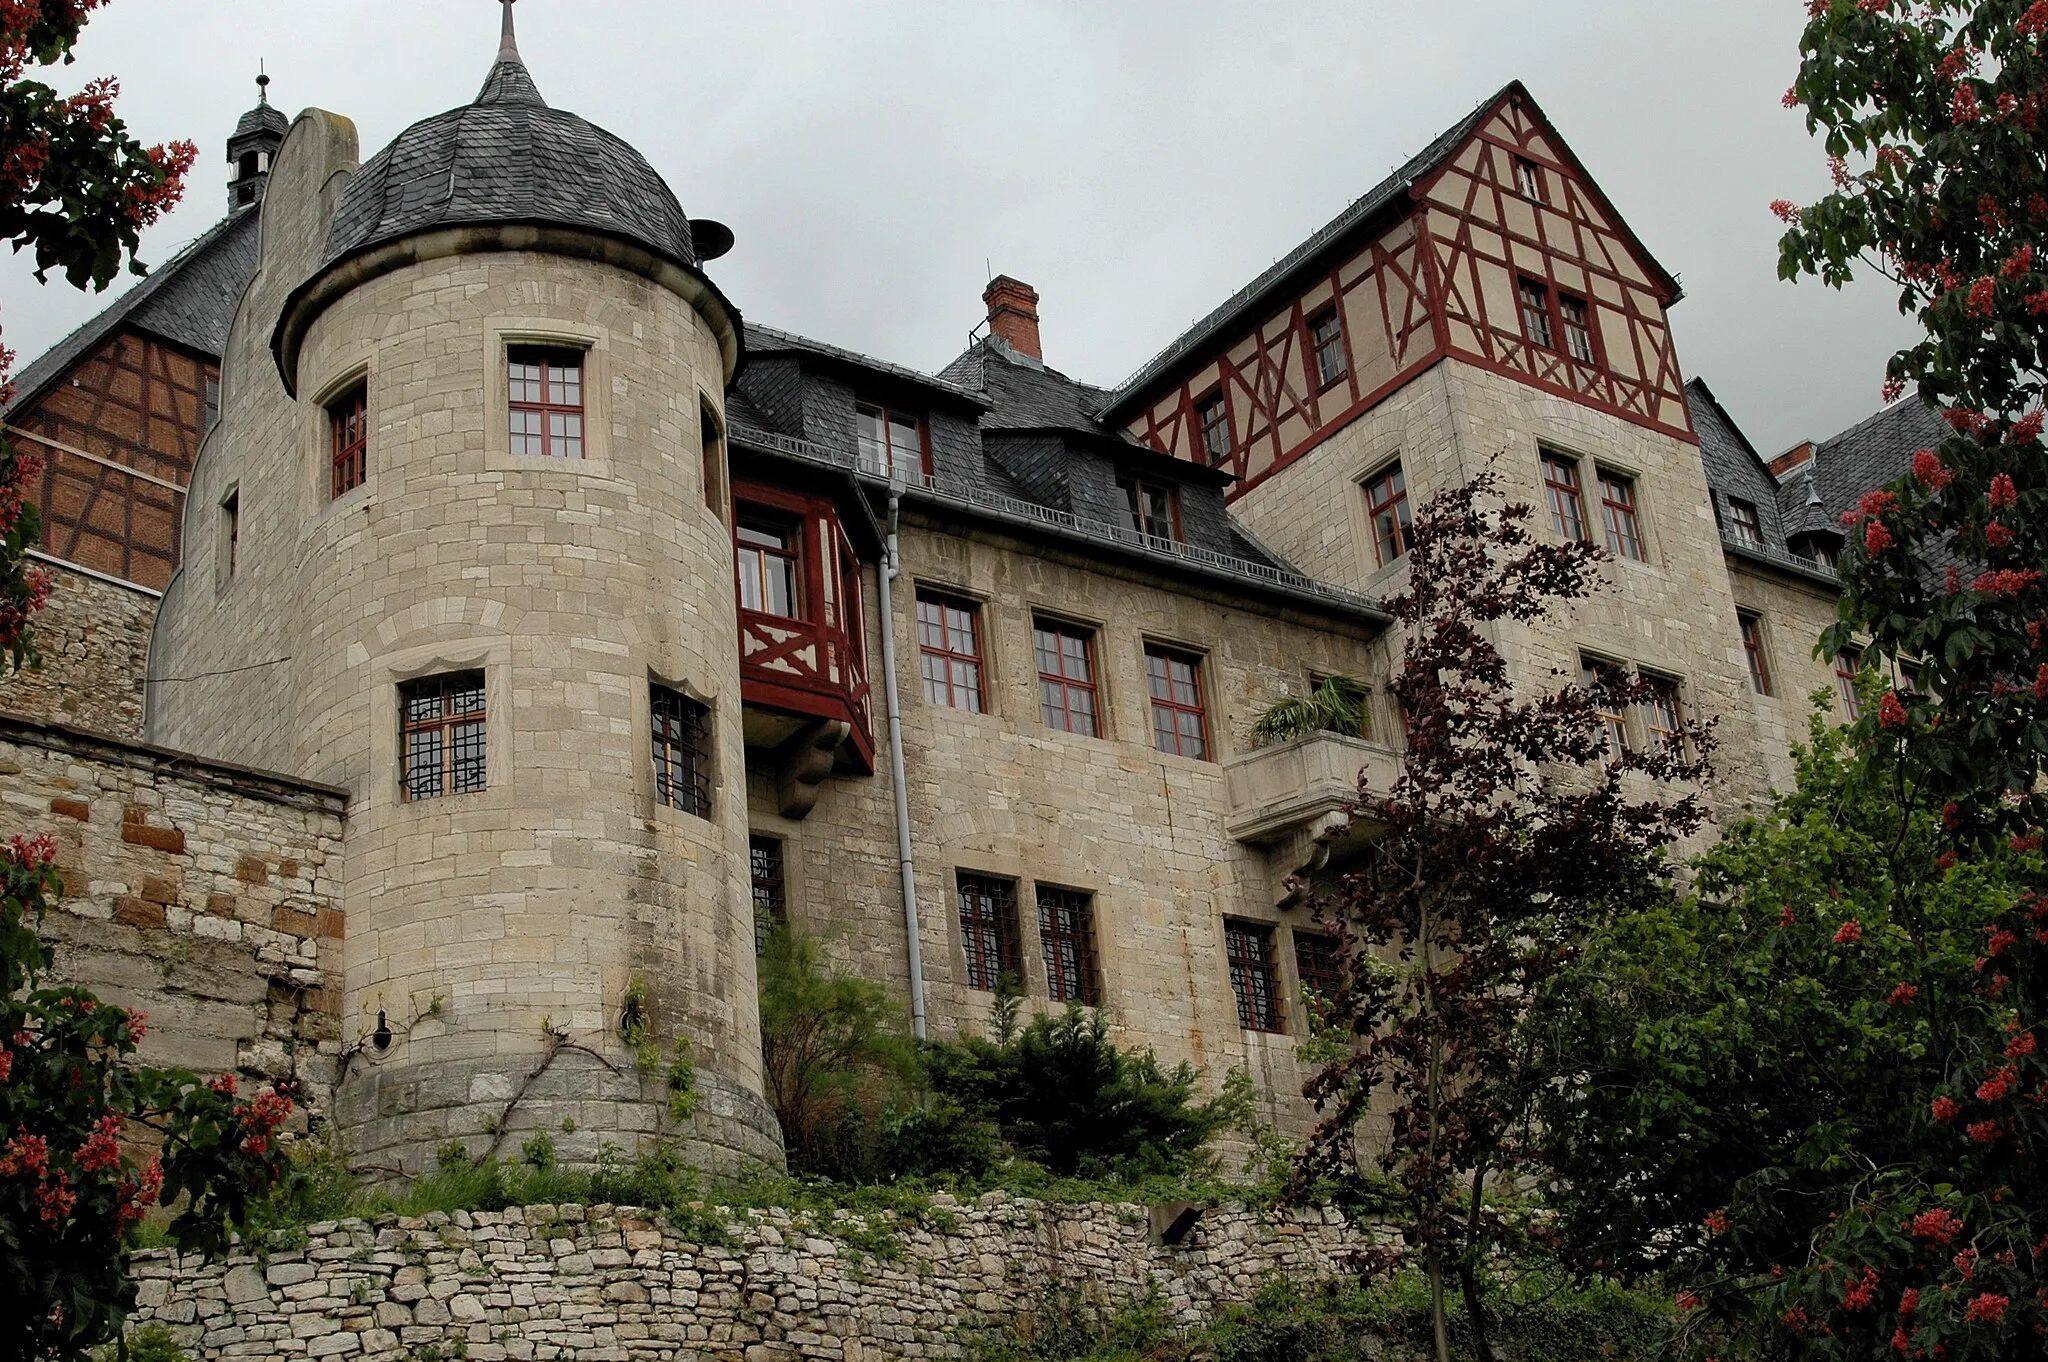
[{"x1": 1223, "y1": 731, "x2": 1402, "y2": 886}]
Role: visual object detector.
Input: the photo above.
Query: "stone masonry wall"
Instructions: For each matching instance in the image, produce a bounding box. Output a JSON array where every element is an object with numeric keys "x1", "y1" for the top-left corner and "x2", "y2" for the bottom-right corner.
[
  {"x1": 128, "y1": 1196, "x2": 1394, "y2": 1362},
  {"x1": 0, "y1": 713, "x2": 348, "y2": 1110},
  {"x1": 0, "y1": 562, "x2": 157, "y2": 740}
]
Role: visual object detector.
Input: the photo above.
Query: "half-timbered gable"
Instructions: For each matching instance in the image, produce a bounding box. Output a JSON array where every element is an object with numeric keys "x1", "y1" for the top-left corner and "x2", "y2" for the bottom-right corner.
[{"x1": 1102, "y1": 82, "x2": 1692, "y2": 500}]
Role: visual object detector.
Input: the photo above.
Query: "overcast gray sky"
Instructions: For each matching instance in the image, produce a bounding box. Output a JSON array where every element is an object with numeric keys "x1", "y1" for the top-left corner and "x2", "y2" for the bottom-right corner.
[{"x1": 1, "y1": 0, "x2": 1920, "y2": 457}]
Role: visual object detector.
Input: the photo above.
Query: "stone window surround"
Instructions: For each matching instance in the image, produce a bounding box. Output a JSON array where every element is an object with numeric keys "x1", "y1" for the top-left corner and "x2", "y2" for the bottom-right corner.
[
  {"x1": 481, "y1": 317, "x2": 614, "y2": 477},
  {"x1": 645, "y1": 668, "x2": 720, "y2": 824},
  {"x1": 367, "y1": 637, "x2": 514, "y2": 817},
  {"x1": 943, "y1": 855, "x2": 1110, "y2": 1009},
  {"x1": 1141, "y1": 636, "x2": 1217, "y2": 764},
  {"x1": 1028, "y1": 609, "x2": 1109, "y2": 742},
  {"x1": 305, "y1": 361, "x2": 373, "y2": 517},
  {"x1": 1535, "y1": 440, "x2": 1659, "y2": 569},
  {"x1": 214, "y1": 481, "x2": 240, "y2": 598},
  {"x1": 1576, "y1": 647, "x2": 1692, "y2": 757}
]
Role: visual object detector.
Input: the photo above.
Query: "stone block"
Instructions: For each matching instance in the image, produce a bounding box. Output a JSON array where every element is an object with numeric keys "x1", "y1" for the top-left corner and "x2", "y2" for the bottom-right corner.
[
  {"x1": 221, "y1": 1264, "x2": 269, "y2": 1305},
  {"x1": 49, "y1": 797, "x2": 90, "y2": 821},
  {"x1": 120, "y1": 823, "x2": 185, "y2": 854},
  {"x1": 114, "y1": 897, "x2": 166, "y2": 930},
  {"x1": 235, "y1": 855, "x2": 269, "y2": 885}
]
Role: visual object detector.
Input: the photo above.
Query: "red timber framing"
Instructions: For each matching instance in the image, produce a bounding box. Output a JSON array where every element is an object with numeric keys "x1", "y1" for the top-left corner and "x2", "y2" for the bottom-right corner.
[
  {"x1": 8, "y1": 329, "x2": 214, "y2": 591},
  {"x1": 731, "y1": 479, "x2": 876, "y2": 770},
  {"x1": 1120, "y1": 86, "x2": 1694, "y2": 501}
]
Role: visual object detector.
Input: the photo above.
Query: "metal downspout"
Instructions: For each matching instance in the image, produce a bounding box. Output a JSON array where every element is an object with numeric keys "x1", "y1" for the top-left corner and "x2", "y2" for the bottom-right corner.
[{"x1": 878, "y1": 488, "x2": 928, "y2": 1039}]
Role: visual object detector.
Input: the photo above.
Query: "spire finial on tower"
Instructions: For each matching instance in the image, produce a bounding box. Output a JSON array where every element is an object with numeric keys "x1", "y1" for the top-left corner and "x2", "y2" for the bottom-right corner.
[
  {"x1": 499, "y1": 0, "x2": 519, "y2": 59},
  {"x1": 256, "y1": 61, "x2": 270, "y2": 105}
]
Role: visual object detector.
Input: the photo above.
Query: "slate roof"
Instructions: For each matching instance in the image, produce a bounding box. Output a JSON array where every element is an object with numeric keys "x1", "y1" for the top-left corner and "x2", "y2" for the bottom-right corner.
[
  {"x1": 231, "y1": 100, "x2": 290, "y2": 146},
  {"x1": 1688, "y1": 378, "x2": 1792, "y2": 546},
  {"x1": 746, "y1": 325, "x2": 985, "y2": 407},
  {"x1": 321, "y1": 44, "x2": 701, "y2": 275},
  {"x1": 3, "y1": 208, "x2": 259, "y2": 419},
  {"x1": 1800, "y1": 396, "x2": 1948, "y2": 529}
]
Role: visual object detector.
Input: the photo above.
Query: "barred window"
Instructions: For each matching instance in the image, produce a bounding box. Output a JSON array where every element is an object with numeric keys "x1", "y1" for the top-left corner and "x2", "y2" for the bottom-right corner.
[
  {"x1": 329, "y1": 382, "x2": 367, "y2": 497},
  {"x1": 1037, "y1": 885, "x2": 1100, "y2": 1006},
  {"x1": 1225, "y1": 921, "x2": 1283, "y2": 1032},
  {"x1": 508, "y1": 345, "x2": 584, "y2": 458},
  {"x1": 401, "y1": 672, "x2": 487, "y2": 801},
  {"x1": 957, "y1": 873, "x2": 1020, "y2": 993},
  {"x1": 750, "y1": 836, "x2": 786, "y2": 953},
  {"x1": 651, "y1": 684, "x2": 712, "y2": 817},
  {"x1": 1294, "y1": 931, "x2": 1342, "y2": 1002}
]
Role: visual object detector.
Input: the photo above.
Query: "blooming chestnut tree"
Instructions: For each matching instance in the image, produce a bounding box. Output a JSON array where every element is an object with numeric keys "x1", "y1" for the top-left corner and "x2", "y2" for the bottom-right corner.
[
  {"x1": 1297, "y1": 471, "x2": 1711, "y2": 1362},
  {"x1": 3, "y1": 835, "x2": 297, "y2": 1360},
  {"x1": 0, "y1": 0, "x2": 197, "y2": 668},
  {"x1": 1759, "y1": 0, "x2": 2048, "y2": 1355}
]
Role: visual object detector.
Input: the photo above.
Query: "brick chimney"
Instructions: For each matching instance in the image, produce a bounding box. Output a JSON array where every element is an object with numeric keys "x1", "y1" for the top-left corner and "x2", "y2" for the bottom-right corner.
[
  {"x1": 983, "y1": 275, "x2": 1042, "y2": 360},
  {"x1": 1770, "y1": 441, "x2": 1815, "y2": 477}
]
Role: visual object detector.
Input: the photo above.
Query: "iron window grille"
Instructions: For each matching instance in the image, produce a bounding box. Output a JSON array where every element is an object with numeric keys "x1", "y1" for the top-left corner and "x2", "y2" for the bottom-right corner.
[
  {"x1": 1037, "y1": 885, "x2": 1100, "y2": 1006},
  {"x1": 1035, "y1": 621, "x2": 1099, "y2": 737},
  {"x1": 750, "y1": 836, "x2": 786, "y2": 953},
  {"x1": 917, "y1": 593, "x2": 985, "y2": 713},
  {"x1": 1294, "y1": 931, "x2": 1343, "y2": 1002},
  {"x1": 401, "y1": 672, "x2": 487, "y2": 801},
  {"x1": 1364, "y1": 462, "x2": 1413, "y2": 566},
  {"x1": 1519, "y1": 277, "x2": 1554, "y2": 350},
  {"x1": 1739, "y1": 611, "x2": 1772, "y2": 695},
  {"x1": 1599, "y1": 469, "x2": 1645, "y2": 561},
  {"x1": 508, "y1": 346, "x2": 584, "y2": 458},
  {"x1": 855, "y1": 402, "x2": 928, "y2": 479},
  {"x1": 956, "y1": 872, "x2": 1020, "y2": 992},
  {"x1": 1543, "y1": 453, "x2": 1590, "y2": 543},
  {"x1": 1727, "y1": 498, "x2": 1764, "y2": 548},
  {"x1": 329, "y1": 382, "x2": 367, "y2": 497},
  {"x1": 736, "y1": 517, "x2": 802, "y2": 618},
  {"x1": 1146, "y1": 646, "x2": 1209, "y2": 760},
  {"x1": 1196, "y1": 390, "x2": 1231, "y2": 465},
  {"x1": 1225, "y1": 921, "x2": 1283, "y2": 1032},
  {"x1": 651, "y1": 684, "x2": 713, "y2": 817},
  {"x1": 1118, "y1": 475, "x2": 1183, "y2": 543},
  {"x1": 1580, "y1": 657, "x2": 1631, "y2": 757},
  {"x1": 1309, "y1": 307, "x2": 1348, "y2": 387},
  {"x1": 1559, "y1": 294, "x2": 1596, "y2": 364}
]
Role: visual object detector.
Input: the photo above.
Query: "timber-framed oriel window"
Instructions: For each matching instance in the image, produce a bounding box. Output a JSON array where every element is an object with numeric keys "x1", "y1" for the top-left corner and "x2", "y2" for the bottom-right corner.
[
  {"x1": 1542, "y1": 452, "x2": 1590, "y2": 543},
  {"x1": 329, "y1": 381, "x2": 367, "y2": 498},
  {"x1": 1225, "y1": 921, "x2": 1283, "y2": 1032},
  {"x1": 1145, "y1": 645, "x2": 1209, "y2": 760},
  {"x1": 650, "y1": 683, "x2": 713, "y2": 818},
  {"x1": 956, "y1": 872, "x2": 1020, "y2": 992},
  {"x1": 1037, "y1": 885, "x2": 1100, "y2": 1006},
  {"x1": 507, "y1": 345, "x2": 584, "y2": 458},
  {"x1": 1363, "y1": 461, "x2": 1413, "y2": 566},
  {"x1": 1118, "y1": 474, "x2": 1183, "y2": 543},
  {"x1": 736, "y1": 516, "x2": 802, "y2": 618},
  {"x1": 1035, "y1": 619, "x2": 1099, "y2": 737},
  {"x1": 400, "y1": 672, "x2": 487, "y2": 801},
  {"x1": 917, "y1": 591, "x2": 985, "y2": 713}
]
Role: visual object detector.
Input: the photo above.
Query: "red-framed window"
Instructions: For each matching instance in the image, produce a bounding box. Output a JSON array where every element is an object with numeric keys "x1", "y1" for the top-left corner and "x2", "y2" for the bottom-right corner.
[
  {"x1": 750, "y1": 835, "x2": 785, "y2": 954},
  {"x1": 400, "y1": 672, "x2": 487, "y2": 801},
  {"x1": 1835, "y1": 647, "x2": 1863, "y2": 720},
  {"x1": 856, "y1": 401, "x2": 929, "y2": 480},
  {"x1": 1364, "y1": 462, "x2": 1413, "y2": 566},
  {"x1": 508, "y1": 346, "x2": 585, "y2": 458},
  {"x1": 1559, "y1": 293, "x2": 1596, "y2": 364},
  {"x1": 1035, "y1": 620, "x2": 1099, "y2": 737},
  {"x1": 1196, "y1": 389, "x2": 1231, "y2": 466},
  {"x1": 1581, "y1": 656, "x2": 1630, "y2": 757},
  {"x1": 329, "y1": 382, "x2": 367, "y2": 497},
  {"x1": 651, "y1": 683, "x2": 713, "y2": 818},
  {"x1": 1599, "y1": 469, "x2": 1645, "y2": 561},
  {"x1": 917, "y1": 592, "x2": 984, "y2": 713},
  {"x1": 1118, "y1": 475, "x2": 1184, "y2": 543},
  {"x1": 1146, "y1": 645, "x2": 1209, "y2": 760},
  {"x1": 1037, "y1": 885, "x2": 1100, "y2": 1006},
  {"x1": 1513, "y1": 155, "x2": 1547, "y2": 203},
  {"x1": 736, "y1": 515, "x2": 802, "y2": 618},
  {"x1": 956, "y1": 872, "x2": 1020, "y2": 992},
  {"x1": 1308, "y1": 307, "x2": 1348, "y2": 387},
  {"x1": 1519, "y1": 277, "x2": 1555, "y2": 350},
  {"x1": 1739, "y1": 611, "x2": 1772, "y2": 696},
  {"x1": 1294, "y1": 931, "x2": 1342, "y2": 1003},
  {"x1": 1225, "y1": 921, "x2": 1283, "y2": 1032},
  {"x1": 1640, "y1": 673, "x2": 1684, "y2": 755},
  {"x1": 1543, "y1": 453, "x2": 1590, "y2": 543},
  {"x1": 1726, "y1": 498, "x2": 1764, "y2": 548}
]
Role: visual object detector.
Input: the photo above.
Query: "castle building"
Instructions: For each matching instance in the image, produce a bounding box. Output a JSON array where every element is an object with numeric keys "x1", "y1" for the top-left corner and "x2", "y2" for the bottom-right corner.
[{"x1": 0, "y1": 14, "x2": 1933, "y2": 1173}]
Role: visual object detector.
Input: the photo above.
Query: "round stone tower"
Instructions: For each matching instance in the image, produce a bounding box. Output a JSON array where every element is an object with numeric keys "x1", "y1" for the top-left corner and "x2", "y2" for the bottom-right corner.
[{"x1": 159, "y1": 8, "x2": 779, "y2": 1176}]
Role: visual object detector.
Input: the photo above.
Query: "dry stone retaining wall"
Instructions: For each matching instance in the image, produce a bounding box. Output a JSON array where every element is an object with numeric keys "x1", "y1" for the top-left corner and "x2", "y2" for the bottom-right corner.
[{"x1": 129, "y1": 1196, "x2": 1393, "y2": 1361}]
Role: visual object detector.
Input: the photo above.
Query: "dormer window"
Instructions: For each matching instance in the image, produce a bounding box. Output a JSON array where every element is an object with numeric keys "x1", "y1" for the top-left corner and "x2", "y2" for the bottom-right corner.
[
  {"x1": 508, "y1": 346, "x2": 584, "y2": 458},
  {"x1": 1196, "y1": 390, "x2": 1231, "y2": 466},
  {"x1": 1118, "y1": 475, "x2": 1183, "y2": 543},
  {"x1": 855, "y1": 402, "x2": 928, "y2": 480},
  {"x1": 1726, "y1": 498, "x2": 1763, "y2": 548}
]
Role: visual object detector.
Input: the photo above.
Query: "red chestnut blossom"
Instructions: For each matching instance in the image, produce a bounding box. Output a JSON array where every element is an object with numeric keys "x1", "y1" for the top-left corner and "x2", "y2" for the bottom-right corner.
[
  {"x1": 1772, "y1": 199, "x2": 1802, "y2": 224},
  {"x1": 2010, "y1": 409, "x2": 2044, "y2": 441},
  {"x1": 1990, "y1": 472, "x2": 2019, "y2": 508},
  {"x1": 1987, "y1": 520, "x2": 2014, "y2": 549},
  {"x1": 1910, "y1": 1208, "x2": 1964, "y2": 1243},
  {"x1": 1834, "y1": 918, "x2": 1865, "y2": 944},
  {"x1": 1842, "y1": 1268, "x2": 1882, "y2": 1311},
  {"x1": 1783, "y1": 1305, "x2": 1810, "y2": 1333},
  {"x1": 1676, "y1": 1289, "x2": 1703, "y2": 1311},
  {"x1": 1913, "y1": 449, "x2": 1954, "y2": 488},
  {"x1": 1987, "y1": 927, "x2": 2018, "y2": 956},
  {"x1": 1967, "y1": 276, "x2": 1997, "y2": 315},
  {"x1": 1931, "y1": 1096, "x2": 1962, "y2": 1123},
  {"x1": 1964, "y1": 1293, "x2": 2009, "y2": 1324},
  {"x1": 1899, "y1": 1288, "x2": 1919, "y2": 1316},
  {"x1": 1781, "y1": 904, "x2": 1798, "y2": 927},
  {"x1": 2023, "y1": 0, "x2": 2048, "y2": 33},
  {"x1": 1704, "y1": 1209, "x2": 1730, "y2": 1235},
  {"x1": 1973, "y1": 568, "x2": 2042, "y2": 595},
  {"x1": 1879, "y1": 691, "x2": 1907, "y2": 728},
  {"x1": 1968, "y1": 1119, "x2": 2001, "y2": 1143},
  {"x1": 1953, "y1": 84, "x2": 1982, "y2": 123},
  {"x1": 1866, "y1": 520, "x2": 1896, "y2": 553},
  {"x1": 2003, "y1": 244, "x2": 2037, "y2": 278},
  {"x1": 2007, "y1": 1031, "x2": 2037, "y2": 1058},
  {"x1": 1887, "y1": 982, "x2": 1919, "y2": 1005},
  {"x1": 1977, "y1": 1063, "x2": 2018, "y2": 1101},
  {"x1": 1883, "y1": 373, "x2": 1907, "y2": 403}
]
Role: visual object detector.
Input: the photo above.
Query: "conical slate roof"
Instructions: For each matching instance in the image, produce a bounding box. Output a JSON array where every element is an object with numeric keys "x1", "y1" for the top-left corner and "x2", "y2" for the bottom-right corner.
[
  {"x1": 232, "y1": 100, "x2": 290, "y2": 145},
  {"x1": 320, "y1": 22, "x2": 701, "y2": 272}
]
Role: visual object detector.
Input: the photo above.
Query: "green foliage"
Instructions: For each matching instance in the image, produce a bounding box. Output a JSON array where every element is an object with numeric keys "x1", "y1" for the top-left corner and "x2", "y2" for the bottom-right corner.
[
  {"x1": 1531, "y1": 713, "x2": 2042, "y2": 1355},
  {"x1": 665, "y1": 1036, "x2": 697, "y2": 1123},
  {"x1": 518, "y1": 1133, "x2": 556, "y2": 1173},
  {"x1": 117, "y1": 1326, "x2": 185, "y2": 1362},
  {"x1": 1249, "y1": 674, "x2": 1374, "y2": 747},
  {"x1": 1, "y1": 837, "x2": 298, "y2": 1360}
]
